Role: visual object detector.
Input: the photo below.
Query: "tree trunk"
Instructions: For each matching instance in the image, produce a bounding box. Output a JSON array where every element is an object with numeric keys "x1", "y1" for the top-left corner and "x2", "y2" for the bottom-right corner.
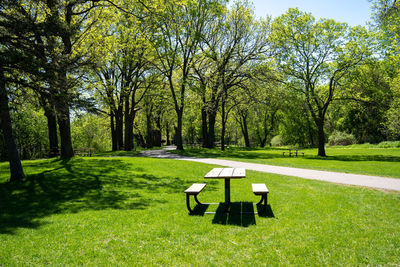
[
  {"x1": 110, "y1": 111, "x2": 117, "y2": 151},
  {"x1": 43, "y1": 106, "x2": 59, "y2": 157},
  {"x1": 56, "y1": 102, "x2": 74, "y2": 158},
  {"x1": 116, "y1": 106, "x2": 124, "y2": 150},
  {"x1": 0, "y1": 69, "x2": 25, "y2": 181},
  {"x1": 240, "y1": 114, "x2": 250, "y2": 147},
  {"x1": 175, "y1": 110, "x2": 184, "y2": 150},
  {"x1": 317, "y1": 119, "x2": 326, "y2": 157}
]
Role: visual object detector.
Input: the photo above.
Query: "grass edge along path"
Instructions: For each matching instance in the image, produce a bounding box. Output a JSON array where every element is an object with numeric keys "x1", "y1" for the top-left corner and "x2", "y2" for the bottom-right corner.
[
  {"x1": 0, "y1": 156, "x2": 399, "y2": 265},
  {"x1": 170, "y1": 146, "x2": 400, "y2": 179}
]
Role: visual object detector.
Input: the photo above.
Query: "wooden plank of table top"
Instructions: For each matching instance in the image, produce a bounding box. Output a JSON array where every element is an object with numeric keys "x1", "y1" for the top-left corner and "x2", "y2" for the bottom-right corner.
[
  {"x1": 218, "y1": 168, "x2": 234, "y2": 178},
  {"x1": 232, "y1": 168, "x2": 246, "y2": 178},
  {"x1": 204, "y1": 168, "x2": 224, "y2": 178}
]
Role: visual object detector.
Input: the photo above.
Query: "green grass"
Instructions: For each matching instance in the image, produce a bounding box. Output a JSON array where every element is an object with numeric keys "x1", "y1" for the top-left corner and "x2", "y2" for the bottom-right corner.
[
  {"x1": 172, "y1": 145, "x2": 400, "y2": 178},
  {"x1": 0, "y1": 156, "x2": 399, "y2": 265}
]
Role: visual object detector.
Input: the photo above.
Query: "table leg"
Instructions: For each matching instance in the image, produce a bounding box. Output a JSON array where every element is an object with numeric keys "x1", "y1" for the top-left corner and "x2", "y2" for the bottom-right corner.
[{"x1": 225, "y1": 178, "x2": 230, "y2": 204}]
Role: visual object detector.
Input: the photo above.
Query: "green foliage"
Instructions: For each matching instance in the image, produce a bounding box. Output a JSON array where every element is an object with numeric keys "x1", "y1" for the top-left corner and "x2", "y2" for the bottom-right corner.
[
  {"x1": 328, "y1": 131, "x2": 357, "y2": 146},
  {"x1": 71, "y1": 114, "x2": 111, "y2": 152},
  {"x1": 0, "y1": 156, "x2": 399, "y2": 265},
  {"x1": 10, "y1": 105, "x2": 48, "y2": 160},
  {"x1": 270, "y1": 135, "x2": 284, "y2": 147},
  {"x1": 377, "y1": 141, "x2": 400, "y2": 148}
]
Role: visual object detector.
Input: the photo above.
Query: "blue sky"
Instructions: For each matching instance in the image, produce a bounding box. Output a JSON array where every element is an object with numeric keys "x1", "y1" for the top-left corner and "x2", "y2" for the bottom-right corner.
[{"x1": 251, "y1": 0, "x2": 373, "y2": 26}]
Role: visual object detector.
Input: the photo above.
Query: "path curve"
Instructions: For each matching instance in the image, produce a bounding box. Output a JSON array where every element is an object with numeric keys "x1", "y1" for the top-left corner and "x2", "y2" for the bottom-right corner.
[{"x1": 140, "y1": 147, "x2": 400, "y2": 192}]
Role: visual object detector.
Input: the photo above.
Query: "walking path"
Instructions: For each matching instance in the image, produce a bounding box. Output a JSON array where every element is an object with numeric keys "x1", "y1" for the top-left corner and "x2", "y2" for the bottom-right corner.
[{"x1": 140, "y1": 147, "x2": 400, "y2": 192}]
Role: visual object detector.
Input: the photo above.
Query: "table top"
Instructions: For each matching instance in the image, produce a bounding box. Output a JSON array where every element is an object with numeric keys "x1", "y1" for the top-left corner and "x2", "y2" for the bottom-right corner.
[{"x1": 204, "y1": 168, "x2": 246, "y2": 179}]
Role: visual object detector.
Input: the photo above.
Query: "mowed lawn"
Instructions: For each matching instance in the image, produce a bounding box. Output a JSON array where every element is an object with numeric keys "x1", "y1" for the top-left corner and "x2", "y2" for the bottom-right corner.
[
  {"x1": 173, "y1": 146, "x2": 400, "y2": 178},
  {"x1": 0, "y1": 156, "x2": 399, "y2": 265}
]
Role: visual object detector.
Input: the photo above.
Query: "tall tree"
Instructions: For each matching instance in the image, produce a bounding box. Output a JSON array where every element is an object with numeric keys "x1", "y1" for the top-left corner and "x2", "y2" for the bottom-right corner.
[
  {"x1": 271, "y1": 8, "x2": 371, "y2": 156},
  {"x1": 146, "y1": 0, "x2": 221, "y2": 150},
  {"x1": 0, "y1": 64, "x2": 25, "y2": 181},
  {"x1": 193, "y1": 1, "x2": 271, "y2": 149}
]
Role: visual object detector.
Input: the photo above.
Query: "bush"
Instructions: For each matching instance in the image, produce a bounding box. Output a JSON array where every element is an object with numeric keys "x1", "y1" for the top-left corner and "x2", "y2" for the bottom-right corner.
[
  {"x1": 377, "y1": 141, "x2": 400, "y2": 148},
  {"x1": 328, "y1": 131, "x2": 356, "y2": 146},
  {"x1": 270, "y1": 135, "x2": 284, "y2": 147}
]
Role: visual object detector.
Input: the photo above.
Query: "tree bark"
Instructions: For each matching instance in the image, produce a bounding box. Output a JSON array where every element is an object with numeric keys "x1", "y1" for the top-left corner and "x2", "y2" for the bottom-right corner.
[
  {"x1": 0, "y1": 69, "x2": 25, "y2": 181},
  {"x1": 124, "y1": 98, "x2": 135, "y2": 151},
  {"x1": 116, "y1": 106, "x2": 124, "y2": 150},
  {"x1": 241, "y1": 114, "x2": 250, "y2": 147},
  {"x1": 110, "y1": 111, "x2": 117, "y2": 151},
  {"x1": 316, "y1": 119, "x2": 326, "y2": 157},
  {"x1": 56, "y1": 101, "x2": 74, "y2": 158},
  {"x1": 175, "y1": 110, "x2": 184, "y2": 150}
]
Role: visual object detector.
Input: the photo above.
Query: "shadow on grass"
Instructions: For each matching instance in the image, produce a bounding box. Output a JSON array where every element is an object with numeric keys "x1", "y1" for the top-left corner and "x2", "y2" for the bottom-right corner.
[
  {"x1": 173, "y1": 147, "x2": 400, "y2": 163},
  {"x1": 211, "y1": 202, "x2": 256, "y2": 227},
  {"x1": 0, "y1": 158, "x2": 202, "y2": 234},
  {"x1": 257, "y1": 204, "x2": 275, "y2": 218}
]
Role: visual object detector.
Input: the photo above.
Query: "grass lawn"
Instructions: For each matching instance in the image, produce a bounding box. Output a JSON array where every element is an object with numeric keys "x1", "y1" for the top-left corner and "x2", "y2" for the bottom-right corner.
[
  {"x1": 172, "y1": 145, "x2": 400, "y2": 178},
  {"x1": 0, "y1": 156, "x2": 399, "y2": 265}
]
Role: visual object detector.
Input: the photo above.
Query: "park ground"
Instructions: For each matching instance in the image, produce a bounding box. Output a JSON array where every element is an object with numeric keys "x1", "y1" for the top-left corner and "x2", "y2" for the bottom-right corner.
[{"x1": 0, "y1": 145, "x2": 399, "y2": 265}]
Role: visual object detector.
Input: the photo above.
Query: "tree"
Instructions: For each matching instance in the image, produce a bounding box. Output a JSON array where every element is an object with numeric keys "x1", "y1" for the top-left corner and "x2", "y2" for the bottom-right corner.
[
  {"x1": 146, "y1": 0, "x2": 222, "y2": 150},
  {"x1": 271, "y1": 8, "x2": 371, "y2": 156},
  {"x1": 193, "y1": 0, "x2": 271, "y2": 150},
  {"x1": 0, "y1": 64, "x2": 25, "y2": 181}
]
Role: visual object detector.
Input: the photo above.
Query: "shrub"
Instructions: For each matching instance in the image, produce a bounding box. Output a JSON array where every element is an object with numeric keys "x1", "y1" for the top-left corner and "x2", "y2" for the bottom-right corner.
[
  {"x1": 328, "y1": 131, "x2": 356, "y2": 146},
  {"x1": 271, "y1": 135, "x2": 284, "y2": 147},
  {"x1": 377, "y1": 141, "x2": 400, "y2": 148}
]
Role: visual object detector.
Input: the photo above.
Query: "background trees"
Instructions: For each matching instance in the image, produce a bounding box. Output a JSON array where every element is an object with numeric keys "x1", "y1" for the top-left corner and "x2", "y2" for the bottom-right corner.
[{"x1": 1, "y1": 0, "x2": 400, "y2": 180}]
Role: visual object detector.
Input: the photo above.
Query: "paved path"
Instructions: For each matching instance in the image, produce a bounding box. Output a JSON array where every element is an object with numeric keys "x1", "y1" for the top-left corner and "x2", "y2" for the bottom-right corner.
[{"x1": 140, "y1": 147, "x2": 400, "y2": 192}]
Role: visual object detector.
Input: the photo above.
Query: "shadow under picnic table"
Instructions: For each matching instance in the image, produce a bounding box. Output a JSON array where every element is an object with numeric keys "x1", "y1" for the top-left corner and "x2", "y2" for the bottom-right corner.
[{"x1": 211, "y1": 202, "x2": 256, "y2": 227}]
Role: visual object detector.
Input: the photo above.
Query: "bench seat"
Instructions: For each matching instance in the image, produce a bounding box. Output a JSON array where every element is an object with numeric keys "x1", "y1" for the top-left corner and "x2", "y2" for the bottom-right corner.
[
  {"x1": 184, "y1": 183, "x2": 206, "y2": 195},
  {"x1": 252, "y1": 183, "x2": 269, "y2": 206},
  {"x1": 184, "y1": 183, "x2": 206, "y2": 213}
]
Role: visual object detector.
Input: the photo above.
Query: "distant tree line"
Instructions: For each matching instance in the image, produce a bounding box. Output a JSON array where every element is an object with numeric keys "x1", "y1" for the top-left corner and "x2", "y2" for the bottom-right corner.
[{"x1": 0, "y1": 0, "x2": 399, "y2": 181}]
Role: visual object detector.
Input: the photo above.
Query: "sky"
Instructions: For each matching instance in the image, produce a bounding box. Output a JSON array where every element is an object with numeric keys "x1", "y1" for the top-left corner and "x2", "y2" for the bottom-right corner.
[{"x1": 251, "y1": 0, "x2": 373, "y2": 26}]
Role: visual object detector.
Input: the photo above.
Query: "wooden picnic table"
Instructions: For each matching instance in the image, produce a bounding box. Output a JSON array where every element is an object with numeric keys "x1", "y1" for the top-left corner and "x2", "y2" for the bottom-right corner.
[
  {"x1": 204, "y1": 168, "x2": 245, "y2": 209},
  {"x1": 282, "y1": 148, "x2": 304, "y2": 157}
]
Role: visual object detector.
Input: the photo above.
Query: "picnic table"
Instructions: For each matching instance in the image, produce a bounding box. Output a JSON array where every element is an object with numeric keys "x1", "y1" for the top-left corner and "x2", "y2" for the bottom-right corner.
[
  {"x1": 282, "y1": 148, "x2": 304, "y2": 157},
  {"x1": 204, "y1": 168, "x2": 245, "y2": 209}
]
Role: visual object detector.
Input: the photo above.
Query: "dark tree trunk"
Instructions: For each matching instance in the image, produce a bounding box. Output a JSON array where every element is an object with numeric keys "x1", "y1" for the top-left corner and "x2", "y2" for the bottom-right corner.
[
  {"x1": 0, "y1": 69, "x2": 25, "y2": 181},
  {"x1": 56, "y1": 103, "x2": 74, "y2": 158},
  {"x1": 116, "y1": 106, "x2": 124, "y2": 150},
  {"x1": 207, "y1": 111, "x2": 216, "y2": 148},
  {"x1": 175, "y1": 110, "x2": 184, "y2": 150},
  {"x1": 110, "y1": 111, "x2": 117, "y2": 151},
  {"x1": 240, "y1": 113, "x2": 250, "y2": 147},
  {"x1": 43, "y1": 106, "x2": 59, "y2": 157},
  {"x1": 201, "y1": 105, "x2": 208, "y2": 148},
  {"x1": 317, "y1": 119, "x2": 326, "y2": 157}
]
